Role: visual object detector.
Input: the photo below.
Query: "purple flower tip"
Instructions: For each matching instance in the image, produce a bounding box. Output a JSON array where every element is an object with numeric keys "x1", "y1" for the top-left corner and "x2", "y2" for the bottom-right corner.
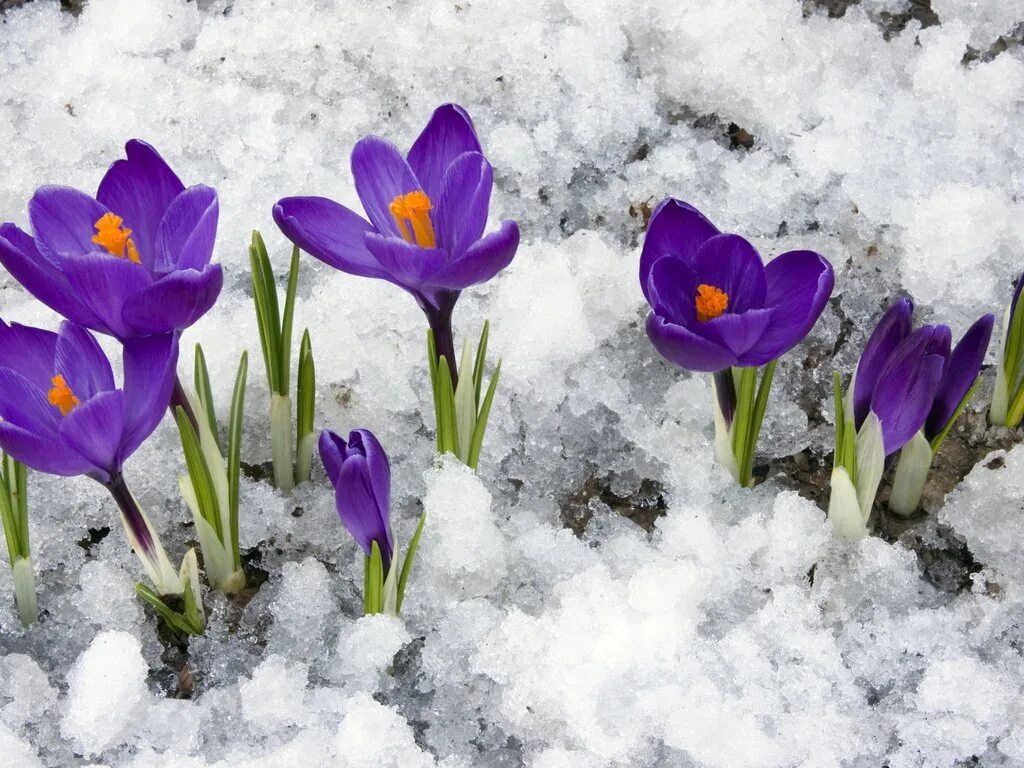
[
  {"x1": 319, "y1": 428, "x2": 394, "y2": 569},
  {"x1": 640, "y1": 198, "x2": 834, "y2": 373}
]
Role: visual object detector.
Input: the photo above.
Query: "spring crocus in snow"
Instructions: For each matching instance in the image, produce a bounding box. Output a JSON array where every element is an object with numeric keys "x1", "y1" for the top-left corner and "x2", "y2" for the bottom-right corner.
[
  {"x1": 0, "y1": 319, "x2": 186, "y2": 593},
  {"x1": 990, "y1": 271, "x2": 1024, "y2": 427},
  {"x1": 829, "y1": 299, "x2": 994, "y2": 536},
  {"x1": 640, "y1": 198, "x2": 834, "y2": 486},
  {"x1": 320, "y1": 428, "x2": 423, "y2": 615},
  {"x1": 275, "y1": 105, "x2": 514, "y2": 468},
  {"x1": 0, "y1": 141, "x2": 222, "y2": 342}
]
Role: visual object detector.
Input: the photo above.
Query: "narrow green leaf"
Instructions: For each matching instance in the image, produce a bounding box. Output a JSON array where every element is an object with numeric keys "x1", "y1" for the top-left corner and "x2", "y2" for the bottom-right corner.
[
  {"x1": 227, "y1": 353, "x2": 248, "y2": 571},
  {"x1": 363, "y1": 554, "x2": 372, "y2": 615},
  {"x1": 279, "y1": 245, "x2": 300, "y2": 395},
  {"x1": 175, "y1": 406, "x2": 222, "y2": 541},
  {"x1": 740, "y1": 360, "x2": 776, "y2": 485},
  {"x1": 467, "y1": 360, "x2": 501, "y2": 471},
  {"x1": 250, "y1": 231, "x2": 282, "y2": 394},
  {"x1": 193, "y1": 345, "x2": 219, "y2": 448},
  {"x1": 135, "y1": 583, "x2": 203, "y2": 636},
  {"x1": 843, "y1": 417, "x2": 858, "y2": 483},
  {"x1": 295, "y1": 330, "x2": 316, "y2": 484},
  {"x1": 1004, "y1": 295, "x2": 1024, "y2": 394},
  {"x1": 472, "y1": 320, "x2": 490, "y2": 407},
  {"x1": 367, "y1": 542, "x2": 384, "y2": 615},
  {"x1": 427, "y1": 331, "x2": 443, "y2": 453},
  {"x1": 454, "y1": 341, "x2": 477, "y2": 463},
  {"x1": 396, "y1": 511, "x2": 426, "y2": 613},
  {"x1": 832, "y1": 372, "x2": 845, "y2": 468},
  {"x1": 730, "y1": 367, "x2": 758, "y2": 486},
  {"x1": 13, "y1": 459, "x2": 27, "y2": 559},
  {"x1": 0, "y1": 458, "x2": 18, "y2": 564},
  {"x1": 436, "y1": 357, "x2": 458, "y2": 456}
]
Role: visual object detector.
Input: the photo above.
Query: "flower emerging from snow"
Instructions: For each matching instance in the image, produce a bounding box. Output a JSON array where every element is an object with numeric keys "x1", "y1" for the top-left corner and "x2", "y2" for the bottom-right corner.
[
  {"x1": 273, "y1": 104, "x2": 519, "y2": 372},
  {"x1": 0, "y1": 140, "x2": 222, "y2": 341},
  {"x1": 640, "y1": 198, "x2": 834, "y2": 373},
  {"x1": 319, "y1": 428, "x2": 394, "y2": 570}
]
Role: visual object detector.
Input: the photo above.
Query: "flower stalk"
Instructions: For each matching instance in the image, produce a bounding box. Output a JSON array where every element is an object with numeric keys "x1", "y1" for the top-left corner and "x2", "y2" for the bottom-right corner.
[
  {"x1": 250, "y1": 232, "x2": 317, "y2": 492},
  {"x1": 0, "y1": 454, "x2": 36, "y2": 626},
  {"x1": 174, "y1": 346, "x2": 247, "y2": 595},
  {"x1": 427, "y1": 322, "x2": 501, "y2": 471}
]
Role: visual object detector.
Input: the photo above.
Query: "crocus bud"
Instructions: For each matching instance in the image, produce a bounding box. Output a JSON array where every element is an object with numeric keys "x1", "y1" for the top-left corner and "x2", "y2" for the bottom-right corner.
[{"x1": 319, "y1": 428, "x2": 393, "y2": 571}]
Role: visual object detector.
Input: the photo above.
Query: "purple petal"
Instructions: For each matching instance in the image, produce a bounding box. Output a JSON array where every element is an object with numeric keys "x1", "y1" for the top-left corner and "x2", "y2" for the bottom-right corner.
[
  {"x1": 0, "y1": 368, "x2": 60, "y2": 434},
  {"x1": 639, "y1": 198, "x2": 720, "y2": 305},
  {"x1": 0, "y1": 421, "x2": 96, "y2": 478},
  {"x1": 59, "y1": 390, "x2": 124, "y2": 475},
  {"x1": 95, "y1": 139, "x2": 186, "y2": 266},
  {"x1": 870, "y1": 325, "x2": 949, "y2": 454},
  {"x1": 434, "y1": 151, "x2": 492, "y2": 258},
  {"x1": 851, "y1": 298, "x2": 914, "y2": 426},
  {"x1": 701, "y1": 309, "x2": 772, "y2": 358},
  {"x1": 120, "y1": 333, "x2": 179, "y2": 460},
  {"x1": 335, "y1": 453, "x2": 394, "y2": 569},
  {"x1": 425, "y1": 220, "x2": 519, "y2": 291},
  {"x1": 0, "y1": 224, "x2": 106, "y2": 330},
  {"x1": 121, "y1": 265, "x2": 223, "y2": 337},
  {"x1": 689, "y1": 234, "x2": 767, "y2": 313},
  {"x1": 318, "y1": 429, "x2": 348, "y2": 484},
  {"x1": 364, "y1": 233, "x2": 446, "y2": 289},
  {"x1": 54, "y1": 322, "x2": 115, "y2": 401},
  {"x1": 740, "y1": 250, "x2": 835, "y2": 367},
  {"x1": 348, "y1": 428, "x2": 391, "y2": 521},
  {"x1": 648, "y1": 257, "x2": 700, "y2": 327},
  {"x1": 925, "y1": 313, "x2": 994, "y2": 440},
  {"x1": 272, "y1": 197, "x2": 390, "y2": 282},
  {"x1": 406, "y1": 104, "x2": 483, "y2": 202},
  {"x1": 28, "y1": 186, "x2": 109, "y2": 259},
  {"x1": 155, "y1": 185, "x2": 219, "y2": 274},
  {"x1": 645, "y1": 313, "x2": 737, "y2": 373},
  {"x1": 60, "y1": 253, "x2": 155, "y2": 340},
  {"x1": 351, "y1": 136, "x2": 421, "y2": 237},
  {"x1": 0, "y1": 320, "x2": 58, "y2": 391}
]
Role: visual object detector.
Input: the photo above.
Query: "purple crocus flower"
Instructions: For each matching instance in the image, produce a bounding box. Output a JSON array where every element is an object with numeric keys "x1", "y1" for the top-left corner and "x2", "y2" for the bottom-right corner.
[
  {"x1": 319, "y1": 428, "x2": 393, "y2": 570},
  {"x1": 274, "y1": 104, "x2": 519, "y2": 382},
  {"x1": 851, "y1": 299, "x2": 994, "y2": 453},
  {"x1": 640, "y1": 198, "x2": 834, "y2": 374},
  {"x1": 0, "y1": 319, "x2": 179, "y2": 573},
  {"x1": 0, "y1": 140, "x2": 222, "y2": 342}
]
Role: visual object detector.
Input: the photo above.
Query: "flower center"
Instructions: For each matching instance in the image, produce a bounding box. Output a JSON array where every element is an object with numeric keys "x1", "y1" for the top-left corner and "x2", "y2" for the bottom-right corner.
[
  {"x1": 47, "y1": 375, "x2": 80, "y2": 416},
  {"x1": 695, "y1": 284, "x2": 729, "y2": 322},
  {"x1": 388, "y1": 191, "x2": 436, "y2": 248},
  {"x1": 91, "y1": 212, "x2": 141, "y2": 264}
]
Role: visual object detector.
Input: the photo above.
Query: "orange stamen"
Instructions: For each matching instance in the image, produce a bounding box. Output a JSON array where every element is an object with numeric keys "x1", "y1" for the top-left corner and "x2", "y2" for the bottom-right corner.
[
  {"x1": 388, "y1": 191, "x2": 436, "y2": 248},
  {"x1": 91, "y1": 213, "x2": 142, "y2": 264},
  {"x1": 695, "y1": 284, "x2": 729, "y2": 322},
  {"x1": 47, "y1": 375, "x2": 80, "y2": 416}
]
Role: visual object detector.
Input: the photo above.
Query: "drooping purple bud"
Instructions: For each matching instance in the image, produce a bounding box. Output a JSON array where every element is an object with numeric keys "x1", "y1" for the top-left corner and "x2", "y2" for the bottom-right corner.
[
  {"x1": 852, "y1": 298, "x2": 913, "y2": 428},
  {"x1": 924, "y1": 313, "x2": 994, "y2": 440}
]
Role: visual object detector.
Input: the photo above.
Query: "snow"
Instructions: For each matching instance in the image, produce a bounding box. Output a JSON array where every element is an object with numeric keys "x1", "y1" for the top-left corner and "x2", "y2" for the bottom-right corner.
[{"x1": 1, "y1": 0, "x2": 1024, "y2": 766}]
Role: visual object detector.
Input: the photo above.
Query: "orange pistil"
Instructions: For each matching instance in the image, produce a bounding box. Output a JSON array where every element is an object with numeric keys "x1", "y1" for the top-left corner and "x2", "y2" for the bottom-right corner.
[
  {"x1": 388, "y1": 190, "x2": 436, "y2": 248},
  {"x1": 91, "y1": 212, "x2": 141, "y2": 264},
  {"x1": 695, "y1": 284, "x2": 729, "y2": 322},
  {"x1": 47, "y1": 375, "x2": 80, "y2": 416}
]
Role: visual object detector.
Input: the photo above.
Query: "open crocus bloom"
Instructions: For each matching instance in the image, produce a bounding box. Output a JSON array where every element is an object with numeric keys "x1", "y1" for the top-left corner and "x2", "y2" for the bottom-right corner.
[
  {"x1": 0, "y1": 140, "x2": 222, "y2": 341},
  {"x1": 319, "y1": 428, "x2": 393, "y2": 572},
  {"x1": 0, "y1": 320, "x2": 177, "y2": 483},
  {"x1": 641, "y1": 198, "x2": 834, "y2": 372},
  {"x1": 273, "y1": 104, "x2": 519, "y2": 360}
]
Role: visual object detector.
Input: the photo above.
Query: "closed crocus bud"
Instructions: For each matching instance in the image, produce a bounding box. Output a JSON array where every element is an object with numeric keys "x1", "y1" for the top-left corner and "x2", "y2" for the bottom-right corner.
[{"x1": 319, "y1": 428, "x2": 394, "y2": 571}]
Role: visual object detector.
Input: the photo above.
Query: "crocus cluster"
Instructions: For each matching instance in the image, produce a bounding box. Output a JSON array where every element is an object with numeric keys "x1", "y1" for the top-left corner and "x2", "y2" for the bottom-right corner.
[
  {"x1": 639, "y1": 198, "x2": 834, "y2": 486},
  {"x1": 320, "y1": 428, "x2": 423, "y2": 615},
  {"x1": 829, "y1": 299, "x2": 993, "y2": 537}
]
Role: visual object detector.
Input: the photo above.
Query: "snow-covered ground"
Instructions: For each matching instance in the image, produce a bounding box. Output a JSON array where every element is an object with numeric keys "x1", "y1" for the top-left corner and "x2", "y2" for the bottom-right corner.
[{"x1": 1, "y1": 0, "x2": 1024, "y2": 765}]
